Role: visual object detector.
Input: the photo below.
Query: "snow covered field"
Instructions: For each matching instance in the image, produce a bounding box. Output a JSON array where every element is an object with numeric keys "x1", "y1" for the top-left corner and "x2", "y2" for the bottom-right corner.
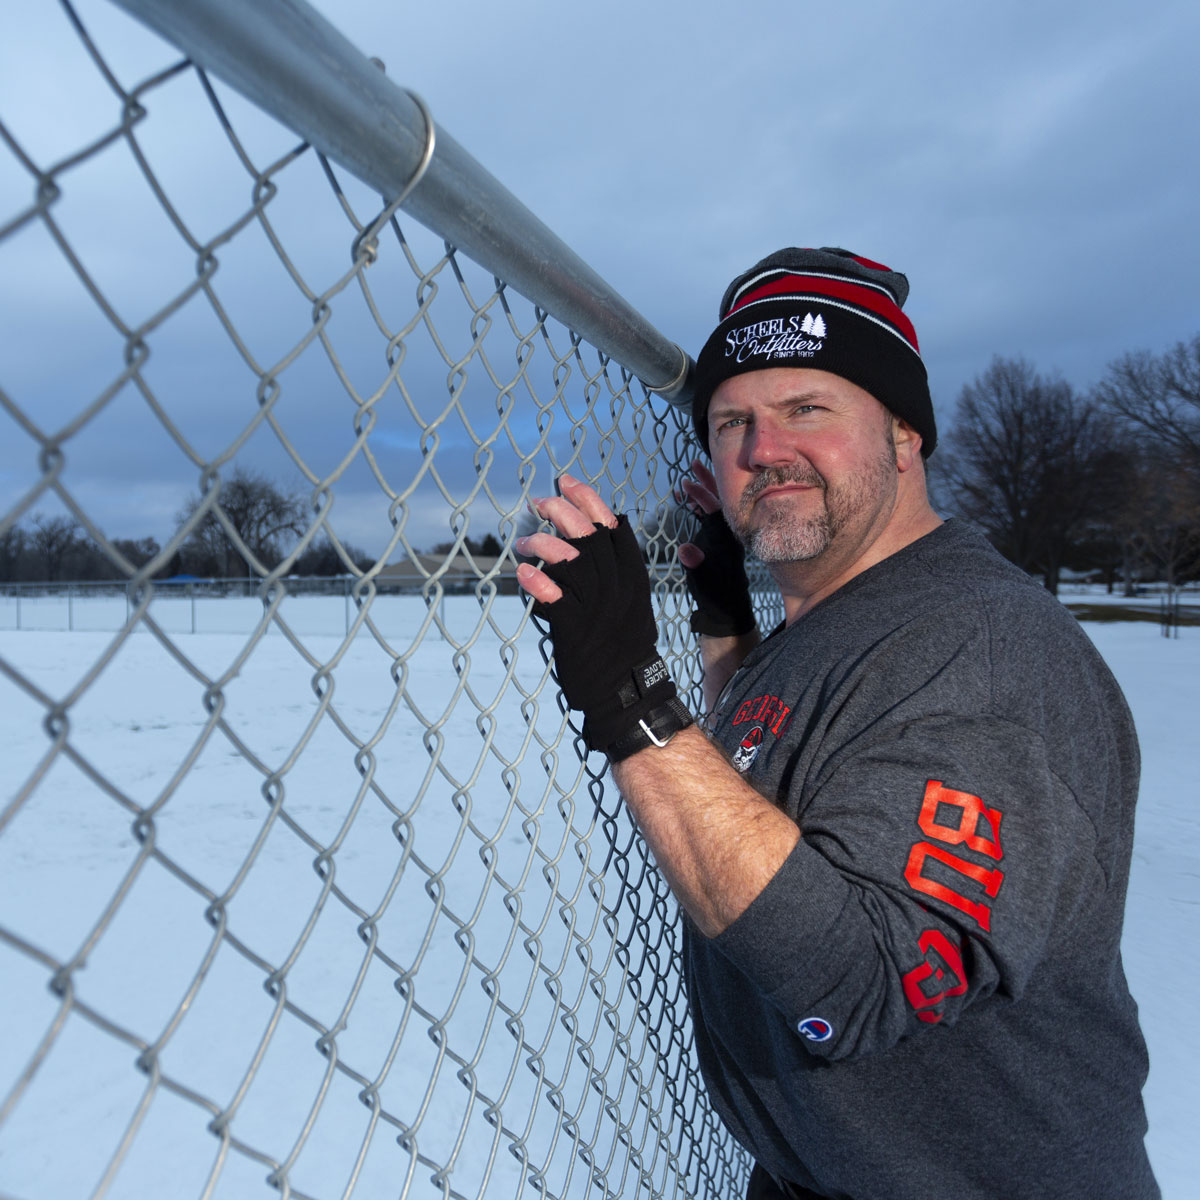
[
  {"x1": 0, "y1": 598, "x2": 1196, "y2": 1198},
  {"x1": 0, "y1": 595, "x2": 722, "y2": 1200},
  {"x1": 1093, "y1": 622, "x2": 1199, "y2": 1195}
]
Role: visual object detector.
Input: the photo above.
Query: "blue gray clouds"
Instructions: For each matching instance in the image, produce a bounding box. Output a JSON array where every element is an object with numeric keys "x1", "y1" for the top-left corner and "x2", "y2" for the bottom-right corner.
[{"x1": 2, "y1": 0, "x2": 1197, "y2": 557}]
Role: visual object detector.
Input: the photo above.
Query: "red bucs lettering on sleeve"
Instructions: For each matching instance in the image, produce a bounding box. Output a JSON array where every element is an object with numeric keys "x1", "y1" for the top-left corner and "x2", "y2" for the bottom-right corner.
[
  {"x1": 903, "y1": 780, "x2": 1006, "y2": 932},
  {"x1": 901, "y1": 929, "x2": 968, "y2": 1023}
]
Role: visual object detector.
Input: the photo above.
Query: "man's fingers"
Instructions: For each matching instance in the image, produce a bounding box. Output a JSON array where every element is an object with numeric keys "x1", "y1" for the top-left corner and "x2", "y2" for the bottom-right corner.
[
  {"x1": 680, "y1": 477, "x2": 721, "y2": 516},
  {"x1": 520, "y1": 471, "x2": 617, "y2": 605},
  {"x1": 678, "y1": 542, "x2": 705, "y2": 570},
  {"x1": 519, "y1": 472, "x2": 613, "y2": 604},
  {"x1": 516, "y1": 531, "x2": 579, "y2": 565},
  {"x1": 529, "y1": 493, "x2": 595, "y2": 539},
  {"x1": 557, "y1": 473, "x2": 618, "y2": 528},
  {"x1": 530, "y1": 473, "x2": 618, "y2": 541},
  {"x1": 515, "y1": 530, "x2": 580, "y2": 605},
  {"x1": 690, "y1": 457, "x2": 718, "y2": 495},
  {"x1": 516, "y1": 562, "x2": 562, "y2": 604},
  {"x1": 678, "y1": 457, "x2": 721, "y2": 515}
]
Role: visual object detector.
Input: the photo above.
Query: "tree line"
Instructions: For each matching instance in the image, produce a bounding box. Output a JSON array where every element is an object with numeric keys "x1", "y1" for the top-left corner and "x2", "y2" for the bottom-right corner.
[
  {"x1": 3, "y1": 334, "x2": 1197, "y2": 593},
  {"x1": 933, "y1": 333, "x2": 1200, "y2": 594},
  {"x1": 0, "y1": 466, "x2": 513, "y2": 585},
  {"x1": 0, "y1": 471, "x2": 373, "y2": 583}
]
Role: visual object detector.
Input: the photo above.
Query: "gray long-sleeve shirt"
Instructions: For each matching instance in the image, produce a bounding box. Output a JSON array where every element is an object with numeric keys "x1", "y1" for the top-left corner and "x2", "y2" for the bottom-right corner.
[{"x1": 688, "y1": 520, "x2": 1158, "y2": 1199}]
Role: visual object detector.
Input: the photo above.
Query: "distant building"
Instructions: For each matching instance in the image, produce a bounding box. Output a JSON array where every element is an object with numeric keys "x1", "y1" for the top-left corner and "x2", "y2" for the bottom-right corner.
[{"x1": 376, "y1": 551, "x2": 517, "y2": 595}]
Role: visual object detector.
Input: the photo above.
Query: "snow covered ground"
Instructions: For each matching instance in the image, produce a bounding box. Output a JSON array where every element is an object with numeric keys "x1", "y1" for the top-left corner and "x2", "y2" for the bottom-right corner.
[
  {"x1": 0, "y1": 595, "x2": 720, "y2": 1200},
  {"x1": 1089, "y1": 621, "x2": 1199, "y2": 1195},
  {"x1": 0, "y1": 598, "x2": 1196, "y2": 1197}
]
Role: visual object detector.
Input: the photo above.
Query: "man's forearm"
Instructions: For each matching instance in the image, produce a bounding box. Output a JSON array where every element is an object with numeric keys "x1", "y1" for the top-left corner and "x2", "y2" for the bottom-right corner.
[
  {"x1": 612, "y1": 725, "x2": 799, "y2": 938},
  {"x1": 513, "y1": 474, "x2": 790, "y2": 936}
]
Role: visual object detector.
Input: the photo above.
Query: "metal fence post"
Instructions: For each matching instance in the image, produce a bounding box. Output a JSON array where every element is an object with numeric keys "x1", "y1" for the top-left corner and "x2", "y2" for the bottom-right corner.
[{"x1": 108, "y1": 0, "x2": 695, "y2": 409}]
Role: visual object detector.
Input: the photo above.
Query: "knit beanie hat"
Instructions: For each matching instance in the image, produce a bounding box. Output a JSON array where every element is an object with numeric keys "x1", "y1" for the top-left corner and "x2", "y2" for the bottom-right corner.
[{"x1": 692, "y1": 247, "x2": 936, "y2": 457}]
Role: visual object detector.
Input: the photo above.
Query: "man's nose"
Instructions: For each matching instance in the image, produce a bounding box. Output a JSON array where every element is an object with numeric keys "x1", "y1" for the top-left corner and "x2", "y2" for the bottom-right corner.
[{"x1": 745, "y1": 418, "x2": 796, "y2": 468}]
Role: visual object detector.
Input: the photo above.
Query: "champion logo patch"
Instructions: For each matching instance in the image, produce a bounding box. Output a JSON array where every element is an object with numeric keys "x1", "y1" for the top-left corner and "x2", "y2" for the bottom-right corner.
[{"x1": 797, "y1": 1016, "x2": 834, "y2": 1043}]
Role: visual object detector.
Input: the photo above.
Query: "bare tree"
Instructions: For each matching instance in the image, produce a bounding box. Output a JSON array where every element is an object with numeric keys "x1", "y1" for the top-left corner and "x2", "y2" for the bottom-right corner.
[
  {"x1": 1059, "y1": 447, "x2": 1139, "y2": 593},
  {"x1": 291, "y1": 536, "x2": 372, "y2": 576},
  {"x1": 1096, "y1": 334, "x2": 1200, "y2": 471},
  {"x1": 111, "y1": 536, "x2": 161, "y2": 569},
  {"x1": 29, "y1": 514, "x2": 83, "y2": 582},
  {"x1": 0, "y1": 524, "x2": 28, "y2": 582},
  {"x1": 176, "y1": 468, "x2": 307, "y2": 576},
  {"x1": 1114, "y1": 447, "x2": 1200, "y2": 589},
  {"x1": 934, "y1": 357, "x2": 1106, "y2": 592}
]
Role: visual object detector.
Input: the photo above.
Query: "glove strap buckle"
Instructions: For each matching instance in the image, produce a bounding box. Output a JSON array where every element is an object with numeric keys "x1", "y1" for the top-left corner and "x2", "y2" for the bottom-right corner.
[
  {"x1": 607, "y1": 697, "x2": 694, "y2": 762},
  {"x1": 636, "y1": 717, "x2": 674, "y2": 749}
]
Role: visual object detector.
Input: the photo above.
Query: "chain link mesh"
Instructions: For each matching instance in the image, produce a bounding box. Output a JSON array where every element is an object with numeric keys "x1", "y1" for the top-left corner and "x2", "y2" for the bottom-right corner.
[{"x1": 0, "y1": 3, "x2": 769, "y2": 1197}]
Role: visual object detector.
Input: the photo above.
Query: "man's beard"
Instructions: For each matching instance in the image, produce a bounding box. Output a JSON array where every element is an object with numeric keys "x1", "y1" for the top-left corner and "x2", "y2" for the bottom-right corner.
[
  {"x1": 724, "y1": 465, "x2": 831, "y2": 562},
  {"x1": 723, "y1": 448, "x2": 897, "y2": 564}
]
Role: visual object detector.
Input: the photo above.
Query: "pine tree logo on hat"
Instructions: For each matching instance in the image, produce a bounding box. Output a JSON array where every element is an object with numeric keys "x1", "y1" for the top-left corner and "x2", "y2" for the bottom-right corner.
[{"x1": 723, "y1": 312, "x2": 826, "y2": 367}]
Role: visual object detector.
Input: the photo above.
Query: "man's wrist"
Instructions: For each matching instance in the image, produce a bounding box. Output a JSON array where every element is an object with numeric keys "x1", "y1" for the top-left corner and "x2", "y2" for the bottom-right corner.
[
  {"x1": 698, "y1": 628, "x2": 761, "y2": 717},
  {"x1": 605, "y1": 696, "x2": 694, "y2": 762},
  {"x1": 689, "y1": 610, "x2": 757, "y2": 637}
]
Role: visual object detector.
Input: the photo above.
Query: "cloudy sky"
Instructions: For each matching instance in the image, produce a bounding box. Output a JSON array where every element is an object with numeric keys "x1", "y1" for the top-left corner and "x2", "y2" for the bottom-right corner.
[{"x1": 2, "y1": 0, "x2": 1198, "y2": 560}]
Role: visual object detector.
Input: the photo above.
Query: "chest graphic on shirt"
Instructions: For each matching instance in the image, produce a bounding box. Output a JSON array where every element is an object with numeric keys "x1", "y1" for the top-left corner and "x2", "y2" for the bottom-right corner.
[
  {"x1": 731, "y1": 691, "x2": 793, "y2": 736},
  {"x1": 731, "y1": 725, "x2": 764, "y2": 772},
  {"x1": 728, "y1": 691, "x2": 793, "y2": 773}
]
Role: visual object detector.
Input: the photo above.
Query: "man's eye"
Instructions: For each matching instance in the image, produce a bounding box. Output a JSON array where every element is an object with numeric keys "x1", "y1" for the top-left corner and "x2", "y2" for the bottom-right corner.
[{"x1": 717, "y1": 416, "x2": 747, "y2": 432}]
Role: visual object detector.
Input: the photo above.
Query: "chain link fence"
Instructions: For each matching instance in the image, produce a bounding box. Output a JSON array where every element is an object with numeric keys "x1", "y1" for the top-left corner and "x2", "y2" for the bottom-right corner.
[{"x1": 0, "y1": 2, "x2": 782, "y2": 1197}]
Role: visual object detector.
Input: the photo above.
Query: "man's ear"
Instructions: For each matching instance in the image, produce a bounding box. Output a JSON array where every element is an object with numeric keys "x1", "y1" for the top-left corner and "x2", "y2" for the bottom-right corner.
[{"x1": 892, "y1": 418, "x2": 923, "y2": 472}]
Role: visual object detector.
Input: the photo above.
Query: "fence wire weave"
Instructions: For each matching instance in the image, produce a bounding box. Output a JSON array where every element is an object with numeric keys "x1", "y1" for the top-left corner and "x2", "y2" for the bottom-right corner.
[{"x1": 0, "y1": 4, "x2": 771, "y2": 1198}]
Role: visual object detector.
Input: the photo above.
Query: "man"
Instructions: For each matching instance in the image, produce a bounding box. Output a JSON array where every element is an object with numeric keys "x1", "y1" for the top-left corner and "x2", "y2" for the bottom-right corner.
[{"x1": 515, "y1": 248, "x2": 1158, "y2": 1199}]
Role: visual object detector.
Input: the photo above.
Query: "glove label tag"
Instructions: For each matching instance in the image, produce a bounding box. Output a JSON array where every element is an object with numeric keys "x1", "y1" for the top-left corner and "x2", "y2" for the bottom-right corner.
[{"x1": 639, "y1": 657, "x2": 670, "y2": 691}]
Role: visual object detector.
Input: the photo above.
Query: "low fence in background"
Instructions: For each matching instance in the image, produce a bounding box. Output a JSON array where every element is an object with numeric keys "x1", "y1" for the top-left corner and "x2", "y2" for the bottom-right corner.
[
  {"x1": 0, "y1": 3, "x2": 764, "y2": 1198},
  {"x1": 1056, "y1": 582, "x2": 1200, "y2": 634},
  {"x1": 0, "y1": 576, "x2": 520, "y2": 636}
]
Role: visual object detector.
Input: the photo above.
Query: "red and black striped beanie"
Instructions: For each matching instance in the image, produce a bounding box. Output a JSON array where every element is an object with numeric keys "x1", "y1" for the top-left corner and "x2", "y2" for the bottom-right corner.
[{"x1": 693, "y1": 247, "x2": 935, "y2": 457}]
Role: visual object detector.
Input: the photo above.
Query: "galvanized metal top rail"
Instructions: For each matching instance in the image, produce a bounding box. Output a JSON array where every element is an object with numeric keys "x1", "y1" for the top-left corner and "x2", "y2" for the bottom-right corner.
[{"x1": 110, "y1": 0, "x2": 696, "y2": 408}]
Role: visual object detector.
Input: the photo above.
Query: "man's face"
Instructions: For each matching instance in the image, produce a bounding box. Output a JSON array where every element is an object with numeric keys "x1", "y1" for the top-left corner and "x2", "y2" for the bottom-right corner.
[{"x1": 707, "y1": 368, "x2": 900, "y2": 565}]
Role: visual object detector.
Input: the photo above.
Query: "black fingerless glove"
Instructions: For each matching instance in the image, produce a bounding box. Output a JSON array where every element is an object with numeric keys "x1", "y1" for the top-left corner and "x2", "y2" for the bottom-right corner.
[
  {"x1": 533, "y1": 515, "x2": 693, "y2": 760},
  {"x1": 684, "y1": 509, "x2": 757, "y2": 637}
]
